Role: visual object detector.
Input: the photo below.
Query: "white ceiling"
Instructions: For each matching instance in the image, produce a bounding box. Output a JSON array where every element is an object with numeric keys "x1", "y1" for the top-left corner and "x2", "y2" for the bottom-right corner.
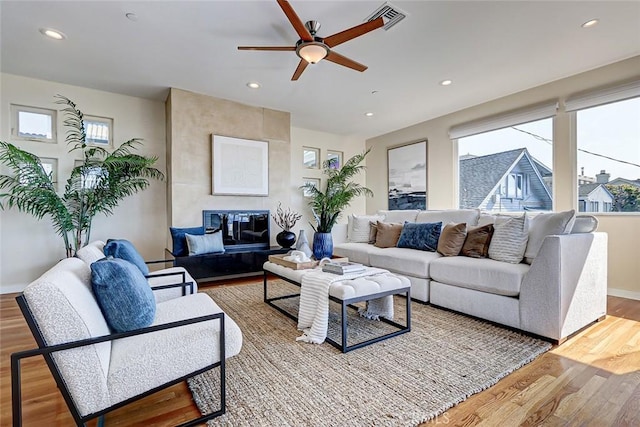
[{"x1": 1, "y1": 1, "x2": 639, "y2": 139}]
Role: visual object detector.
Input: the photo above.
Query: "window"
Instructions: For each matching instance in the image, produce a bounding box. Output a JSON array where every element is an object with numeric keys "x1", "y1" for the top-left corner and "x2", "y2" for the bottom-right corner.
[
  {"x1": 568, "y1": 80, "x2": 640, "y2": 213},
  {"x1": 575, "y1": 97, "x2": 640, "y2": 213},
  {"x1": 83, "y1": 116, "x2": 113, "y2": 146},
  {"x1": 303, "y1": 147, "x2": 320, "y2": 169},
  {"x1": 590, "y1": 201, "x2": 599, "y2": 212},
  {"x1": 327, "y1": 150, "x2": 343, "y2": 170},
  {"x1": 10, "y1": 104, "x2": 57, "y2": 143},
  {"x1": 457, "y1": 117, "x2": 553, "y2": 212}
]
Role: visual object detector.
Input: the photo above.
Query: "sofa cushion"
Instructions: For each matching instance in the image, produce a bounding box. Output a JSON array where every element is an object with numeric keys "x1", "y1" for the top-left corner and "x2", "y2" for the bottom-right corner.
[
  {"x1": 415, "y1": 209, "x2": 480, "y2": 227},
  {"x1": 374, "y1": 222, "x2": 404, "y2": 248},
  {"x1": 107, "y1": 292, "x2": 242, "y2": 406},
  {"x1": 369, "y1": 247, "x2": 441, "y2": 278},
  {"x1": 185, "y1": 230, "x2": 225, "y2": 256},
  {"x1": 397, "y1": 221, "x2": 442, "y2": 252},
  {"x1": 461, "y1": 224, "x2": 494, "y2": 258},
  {"x1": 170, "y1": 226, "x2": 205, "y2": 257},
  {"x1": 430, "y1": 256, "x2": 530, "y2": 297},
  {"x1": 524, "y1": 210, "x2": 575, "y2": 264},
  {"x1": 103, "y1": 239, "x2": 149, "y2": 275},
  {"x1": 437, "y1": 222, "x2": 467, "y2": 257},
  {"x1": 333, "y1": 242, "x2": 385, "y2": 265},
  {"x1": 347, "y1": 214, "x2": 383, "y2": 243},
  {"x1": 488, "y1": 214, "x2": 529, "y2": 264},
  {"x1": 91, "y1": 258, "x2": 156, "y2": 333},
  {"x1": 571, "y1": 215, "x2": 599, "y2": 233},
  {"x1": 76, "y1": 240, "x2": 106, "y2": 264},
  {"x1": 376, "y1": 209, "x2": 419, "y2": 223}
]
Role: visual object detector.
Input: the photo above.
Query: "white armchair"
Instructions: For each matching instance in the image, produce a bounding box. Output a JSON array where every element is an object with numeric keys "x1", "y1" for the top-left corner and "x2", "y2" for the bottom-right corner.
[{"x1": 11, "y1": 257, "x2": 242, "y2": 426}]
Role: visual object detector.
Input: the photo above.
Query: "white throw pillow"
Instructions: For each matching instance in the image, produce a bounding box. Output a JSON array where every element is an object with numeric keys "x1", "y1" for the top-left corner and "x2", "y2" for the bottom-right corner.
[
  {"x1": 571, "y1": 215, "x2": 599, "y2": 233},
  {"x1": 76, "y1": 240, "x2": 107, "y2": 265},
  {"x1": 348, "y1": 214, "x2": 383, "y2": 243},
  {"x1": 524, "y1": 210, "x2": 576, "y2": 264},
  {"x1": 488, "y1": 214, "x2": 529, "y2": 264},
  {"x1": 376, "y1": 210, "x2": 420, "y2": 224}
]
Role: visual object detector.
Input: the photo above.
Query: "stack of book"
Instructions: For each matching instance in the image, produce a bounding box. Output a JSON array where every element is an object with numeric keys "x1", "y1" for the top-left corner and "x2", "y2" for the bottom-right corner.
[{"x1": 322, "y1": 261, "x2": 366, "y2": 275}]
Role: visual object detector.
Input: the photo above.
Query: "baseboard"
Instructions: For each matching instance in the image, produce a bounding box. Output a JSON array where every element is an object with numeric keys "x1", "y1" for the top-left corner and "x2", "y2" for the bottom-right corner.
[
  {"x1": 0, "y1": 283, "x2": 26, "y2": 295},
  {"x1": 608, "y1": 288, "x2": 640, "y2": 301}
]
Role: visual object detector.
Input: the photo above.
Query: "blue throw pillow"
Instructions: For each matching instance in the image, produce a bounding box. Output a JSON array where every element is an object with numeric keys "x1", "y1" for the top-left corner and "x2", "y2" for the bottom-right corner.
[
  {"x1": 103, "y1": 239, "x2": 149, "y2": 276},
  {"x1": 91, "y1": 258, "x2": 156, "y2": 333},
  {"x1": 169, "y1": 226, "x2": 205, "y2": 257},
  {"x1": 397, "y1": 222, "x2": 442, "y2": 252},
  {"x1": 185, "y1": 231, "x2": 225, "y2": 255}
]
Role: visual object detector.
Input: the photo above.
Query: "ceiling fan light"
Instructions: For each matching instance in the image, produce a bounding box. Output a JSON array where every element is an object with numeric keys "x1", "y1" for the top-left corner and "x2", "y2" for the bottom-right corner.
[{"x1": 298, "y1": 43, "x2": 328, "y2": 64}]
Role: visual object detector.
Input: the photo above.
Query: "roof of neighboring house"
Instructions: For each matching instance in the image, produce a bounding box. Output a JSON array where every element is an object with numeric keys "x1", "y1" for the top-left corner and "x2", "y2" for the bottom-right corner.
[
  {"x1": 459, "y1": 148, "x2": 525, "y2": 207},
  {"x1": 609, "y1": 177, "x2": 640, "y2": 188},
  {"x1": 578, "y1": 183, "x2": 615, "y2": 199}
]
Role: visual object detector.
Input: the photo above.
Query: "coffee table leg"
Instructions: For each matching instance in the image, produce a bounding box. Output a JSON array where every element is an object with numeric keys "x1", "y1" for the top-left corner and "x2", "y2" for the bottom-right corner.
[
  {"x1": 341, "y1": 301, "x2": 348, "y2": 353},
  {"x1": 263, "y1": 271, "x2": 268, "y2": 302}
]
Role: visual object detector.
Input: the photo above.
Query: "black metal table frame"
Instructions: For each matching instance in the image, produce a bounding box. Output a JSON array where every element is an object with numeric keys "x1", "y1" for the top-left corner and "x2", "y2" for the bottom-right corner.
[{"x1": 263, "y1": 270, "x2": 411, "y2": 353}]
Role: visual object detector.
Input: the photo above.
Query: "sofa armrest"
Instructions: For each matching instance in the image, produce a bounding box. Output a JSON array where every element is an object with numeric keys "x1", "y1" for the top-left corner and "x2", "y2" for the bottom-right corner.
[{"x1": 520, "y1": 232, "x2": 607, "y2": 341}]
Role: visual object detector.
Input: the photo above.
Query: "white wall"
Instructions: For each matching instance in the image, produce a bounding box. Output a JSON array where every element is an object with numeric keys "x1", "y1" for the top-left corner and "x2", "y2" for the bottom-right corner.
[
  {"x1": 0, "y1": 74, "x2": 167, "y2": 293},
  {"x1": 290, "y1": 127, "x2": 367, "y2": 240}
]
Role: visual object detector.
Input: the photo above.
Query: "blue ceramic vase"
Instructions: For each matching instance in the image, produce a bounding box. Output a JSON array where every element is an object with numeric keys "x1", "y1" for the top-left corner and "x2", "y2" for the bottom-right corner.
[{"x1": 312, "y1": 232, "x2": 333, "y2": 260}]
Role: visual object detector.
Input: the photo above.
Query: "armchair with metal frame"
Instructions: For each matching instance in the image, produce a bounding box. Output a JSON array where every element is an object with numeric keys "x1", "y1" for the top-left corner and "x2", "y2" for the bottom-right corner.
[{"x1": 10, "y1": 257, "x2": 243, "y2": 426}]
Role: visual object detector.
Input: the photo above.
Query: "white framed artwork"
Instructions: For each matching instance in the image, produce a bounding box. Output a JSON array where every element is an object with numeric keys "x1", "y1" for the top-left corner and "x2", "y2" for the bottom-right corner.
[{"x1": 212, "y1": 135, "x2": 269, "y2": 196}]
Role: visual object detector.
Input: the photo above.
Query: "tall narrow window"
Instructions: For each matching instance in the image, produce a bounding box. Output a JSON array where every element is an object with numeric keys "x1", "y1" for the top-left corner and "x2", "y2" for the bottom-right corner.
[
  {"x1": 83, "y1": 116, "x2": 113, "y2": 146},
  {"x1": 575, "y1": 97, "x2": 640, "y2": 213}
]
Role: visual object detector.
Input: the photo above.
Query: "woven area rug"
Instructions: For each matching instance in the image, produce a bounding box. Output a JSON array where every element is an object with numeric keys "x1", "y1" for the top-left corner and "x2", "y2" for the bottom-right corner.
[{"x1": 188, "y1": 280, "x2": 551, "y2": 426}]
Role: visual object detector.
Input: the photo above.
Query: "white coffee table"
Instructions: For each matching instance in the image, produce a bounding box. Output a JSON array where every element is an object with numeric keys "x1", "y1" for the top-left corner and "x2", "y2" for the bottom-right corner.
[{"x1": 263, "y1": 261, "x2": 411, "y2": 353}]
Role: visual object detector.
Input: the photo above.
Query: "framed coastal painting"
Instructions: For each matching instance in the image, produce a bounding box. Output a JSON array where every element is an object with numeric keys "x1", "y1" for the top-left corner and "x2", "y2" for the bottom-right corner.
[
  {"x1": 212, "y1": 135, "x2": 269, "y2": 196},
  {"x1": 387, "y1": 141, "x2": 427, "y2": 210}
]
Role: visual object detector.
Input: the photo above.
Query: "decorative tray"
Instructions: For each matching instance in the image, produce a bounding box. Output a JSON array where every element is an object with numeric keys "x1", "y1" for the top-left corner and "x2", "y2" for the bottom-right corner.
[{"x1": 267, "y1": 254, "x2": 348, "y2": 270}]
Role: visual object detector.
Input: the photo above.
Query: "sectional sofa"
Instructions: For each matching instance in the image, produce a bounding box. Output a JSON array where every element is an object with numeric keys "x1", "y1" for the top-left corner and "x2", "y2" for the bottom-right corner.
[{"x1": 333, "y1": 209, "x2": 607, "y2": 342}]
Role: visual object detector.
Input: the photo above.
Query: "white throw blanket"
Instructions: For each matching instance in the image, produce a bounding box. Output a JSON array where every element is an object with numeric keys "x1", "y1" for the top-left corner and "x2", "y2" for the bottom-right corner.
[{"x1": 296, "y1": 268, "x2": 392, "y2": 344}]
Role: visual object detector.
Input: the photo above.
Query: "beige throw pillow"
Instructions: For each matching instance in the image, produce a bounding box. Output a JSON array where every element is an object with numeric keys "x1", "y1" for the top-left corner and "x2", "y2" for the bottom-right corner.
[
  {"x1": 373, "y1": 222, "x2": 404, "y2": 248},
  {"x1": 437, "y1": 222, "x2": 467, "y2": 257}
]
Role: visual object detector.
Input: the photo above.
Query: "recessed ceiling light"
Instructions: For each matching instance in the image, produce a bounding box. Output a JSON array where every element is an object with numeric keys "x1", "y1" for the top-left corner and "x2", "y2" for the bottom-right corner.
[
  {"x1": 125, "y1": 13, "x2": 138, "y2": 22},
  {"x1": 440, "y1": 79, "x2": 453, "y2": 86},
  {"x1": 581, "y1": 19, "x2": 599, "y2": 28},
  {"x1": 365, "y1": 112, "x2": 374, "y2": 117},
  {"x1": 39, "y1": 28, "x2": 66, "y2": 40},
  {"x1": 246, "y1": 82, "x2": 261, "y2": 89}
]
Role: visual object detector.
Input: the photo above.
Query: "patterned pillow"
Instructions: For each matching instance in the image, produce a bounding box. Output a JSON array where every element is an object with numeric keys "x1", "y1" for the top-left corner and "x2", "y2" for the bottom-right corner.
[
  {"x1": 437, "y1": 223, "x2": 467, "y2": 257},
  {"x1": 185, "y1": 231, "x2": 225, "y2": 255},
  {"x1": 347, "y1": 214, "x2": 383, "y2": 243},
  {"x1": 460, "y1": 224, "x2": 494, "y2": 258},
  {"x1": 103, "y1": 239, "x2": 149, "y2": 275},
  {"x1": 373, "y1": 222, "x2": 404, "y2": 248},
  {"x1": 91, "y1": 258, "x2": 156, "y2": 333},
  {"x1": 397, "y1": 222, "x2": 442, "y2": 252},
  {"x1": 488, "y1": 215, "x2": 529, "y2": 264}
]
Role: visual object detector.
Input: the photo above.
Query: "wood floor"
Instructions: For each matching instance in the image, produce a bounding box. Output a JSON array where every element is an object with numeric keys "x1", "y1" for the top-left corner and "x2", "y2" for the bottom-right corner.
[{"x1": 1, "y1": 278, "x2": 639, "y2": 426}]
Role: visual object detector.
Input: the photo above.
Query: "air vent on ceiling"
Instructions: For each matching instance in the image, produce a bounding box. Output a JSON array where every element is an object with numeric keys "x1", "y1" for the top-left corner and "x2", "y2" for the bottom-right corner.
[{"x1": 366, "y1": 2, "x2": 407, "y2": 31}]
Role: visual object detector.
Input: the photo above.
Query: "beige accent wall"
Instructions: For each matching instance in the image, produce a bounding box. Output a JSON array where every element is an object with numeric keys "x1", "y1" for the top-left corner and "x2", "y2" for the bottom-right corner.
[
  {"x1": 365, "y1": 56, "x2": 640, "y2": 295},
  {"x1": 0, "y1": 74, "x2": 167, "y2": 293},
  {"x1": 290, "y1": 127, "x2": 367, "y2": 240},
  {"x1": 166, "y1": 88, "x2": 291, "y2": 246}
]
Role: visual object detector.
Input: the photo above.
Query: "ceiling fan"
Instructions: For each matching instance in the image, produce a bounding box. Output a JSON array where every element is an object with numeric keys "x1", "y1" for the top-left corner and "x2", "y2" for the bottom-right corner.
[{"x1": 238, "y1": 0, "x2": 384, "y2": 81}]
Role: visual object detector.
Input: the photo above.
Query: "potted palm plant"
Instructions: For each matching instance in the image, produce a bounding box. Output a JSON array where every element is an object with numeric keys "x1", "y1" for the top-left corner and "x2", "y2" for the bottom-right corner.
[
  {"x1": 0, "y1": 95, "x2": 164, "y2": 257},
  {"x1": 301, "y1": 149, "x2": 373, "y2": 259}
]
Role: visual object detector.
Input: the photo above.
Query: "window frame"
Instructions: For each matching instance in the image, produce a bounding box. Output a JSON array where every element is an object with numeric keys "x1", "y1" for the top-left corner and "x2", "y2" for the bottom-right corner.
[
  {"x1": 83, "y1": 115, "x2": 113, "y2": 147},
  {"x1": 10, "y1": 104, "x2": 57, "y2": 143}
]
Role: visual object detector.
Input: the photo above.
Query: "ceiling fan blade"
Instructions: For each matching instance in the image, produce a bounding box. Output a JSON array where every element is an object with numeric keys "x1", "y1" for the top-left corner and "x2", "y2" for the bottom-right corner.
[
  {"x1": 324, "y1": 51, "x2": 367, "y2": 72},
  {"x1": 277, "y1": 0, "x2": 313, "y2": 42},
  {"x1": 323, "y1": 17, "x2": 384, "y2": 48},
  {"x1": 292, "y1": 59, "x2": 309, "y2": 80},
  {"x1": 238, "y1": 46, "x2": 296, "y2": 51}
]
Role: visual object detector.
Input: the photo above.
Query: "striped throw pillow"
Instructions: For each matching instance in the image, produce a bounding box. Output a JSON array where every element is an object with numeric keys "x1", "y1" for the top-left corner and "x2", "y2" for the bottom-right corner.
[{"x1": 488, "y1": 214, "x2": 529, "y2": 264}]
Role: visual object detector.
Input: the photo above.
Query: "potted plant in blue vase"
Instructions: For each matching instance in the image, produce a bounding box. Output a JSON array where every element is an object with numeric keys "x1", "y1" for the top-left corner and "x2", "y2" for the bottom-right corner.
[{"x1": 301, "y1": 149, "x2": 373, "y2": 259}]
